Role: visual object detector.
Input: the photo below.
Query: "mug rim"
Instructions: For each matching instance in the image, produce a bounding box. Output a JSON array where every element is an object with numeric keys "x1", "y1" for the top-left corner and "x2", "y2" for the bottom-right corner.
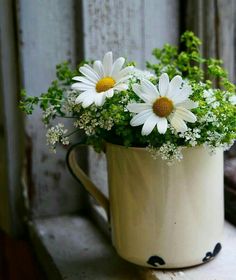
[{"x1": 105, "y1": 141, "x2": 205, "y2": 151}]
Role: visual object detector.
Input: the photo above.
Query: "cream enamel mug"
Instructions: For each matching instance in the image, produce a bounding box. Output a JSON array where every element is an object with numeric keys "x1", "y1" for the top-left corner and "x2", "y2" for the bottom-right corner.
[{"x1": 67, "y1": 142, "x2": 224, "y2": 268}]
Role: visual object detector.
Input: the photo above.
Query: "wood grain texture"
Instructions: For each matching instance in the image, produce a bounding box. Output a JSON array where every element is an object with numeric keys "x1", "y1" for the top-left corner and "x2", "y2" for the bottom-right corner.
[
  {"x1": 83, "y1": 0, "x2": 180, "y2": 196},
  {"x1": 184, "y1": 0, "x2": 236, "y2": 226},
  {"x1": 83, "y1": 0, "x2": 179, "y2": 67},
  {"x1": 0, "y1": 0, "x2": 24, "y2": 235},
  {"x1": 31, "y1": 215, "x2": 140, "y2": 280},
  {"x1": 17, "y1": 0, "x2": 86, "y2": 217},
  {"x1": 185, "y1": 0, "x2": 236, "y2": 81},
  {"x1": 217, "y1": 0, "x2": 236, "y2": 81}
]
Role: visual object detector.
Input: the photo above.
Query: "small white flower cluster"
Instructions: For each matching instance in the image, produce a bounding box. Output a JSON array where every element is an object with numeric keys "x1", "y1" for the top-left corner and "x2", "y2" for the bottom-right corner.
[
  {"x1": 61, "y1": 90, "x2": 80, "y2": 114},
  {"x1": 218, "y1": 91, "x2": 236, "y2": 104},
  {"x1": 73, "y1": 107, "x2": 114, "y2": 136},
  {"x1": 42, "y1": 105, "x2": 57, "y2": 124},
  {"x1": 120, "y1": 94, "x2": 131, "y2": 104},
  {"x1": 130, "y1": 68, "x2": 156, "y2": 82},
  {"x1": 229, "y1": 95, "x2": 236, "y2": 105},
  {"x1": 46, "y1": 123, "x2": 69, "y2": 153},
  {"x1": 179, "y1": 128, "x2": 201, "y2": 147},
  {"x1": 147, "y1": 142, "x2": 183, "y2": 165},
  {"x1": 203, "y1": 89, "x2": 220, "y2": 108},
  {"x1": 204, "y1": 131, "x2": 234, "y2": 154},
  {"x1": 199, "y1": 111, "x2": 218, "y2": 125}
]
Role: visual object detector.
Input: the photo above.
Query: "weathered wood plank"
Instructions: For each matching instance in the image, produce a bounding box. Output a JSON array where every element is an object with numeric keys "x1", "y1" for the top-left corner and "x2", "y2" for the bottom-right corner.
[
  {"x1": 185, "y1": 0, "x2": 236, "y2": 226},
  {"x1": 82, "y1": 0, "x2": 179, "y2": 197},
  {"x1": 185, "y1": 0, "x2": 236, "y2": 81},
  {"x1": 0, "y1": 0, "x2": 24, "y2": 235},
  {"x1": 17, "y1": 0, "x2": 86, "y2": 217},
  {"x1": 31, "y1": 216, "x2": 236, "y2": 280},
  {"x1": 217, "y1": 0, "x2": 236, "y2": 81},
  {"x1": 31, "y1": 215, "x2": 140, "y2": 280},
  {"x1": 83, "y1": 0, "x2": 179, "y2": 67}
]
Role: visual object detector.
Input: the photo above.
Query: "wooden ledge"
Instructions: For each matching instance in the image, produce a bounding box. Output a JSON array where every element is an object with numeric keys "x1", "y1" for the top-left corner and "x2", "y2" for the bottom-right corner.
[{"x1": 29, "y1": 215, "x2": 236, "y2": 280}]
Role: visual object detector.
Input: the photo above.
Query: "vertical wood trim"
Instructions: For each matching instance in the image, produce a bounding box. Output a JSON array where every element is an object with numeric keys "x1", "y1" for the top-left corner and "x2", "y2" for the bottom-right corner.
[
  {"x1": 217, "y1": 0, "x2": 236, "y2": 81},
  {"x1": 0, "y1": 0, "x2": 24, "y2": 235},
  {"x1": 74, "y1": 0, "x2": 85, "y2": 64},
  {"x1": 184, "y1": 0, "x2": 236, "y2": 224},
  {"x1": 16, "y1": 0, "x2": 87, "y2": 217},
  {"x1": 184, "y1": 0, "x2": 236, "y2": 81},
  {"x1": 0, "y1": 63, "x2": 11, "y2": 234}
]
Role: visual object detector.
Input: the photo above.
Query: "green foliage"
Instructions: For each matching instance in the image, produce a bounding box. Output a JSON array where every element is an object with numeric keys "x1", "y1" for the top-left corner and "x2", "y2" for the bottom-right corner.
[
  {"x1": 56, "y1": 61, "x2": 87, "y2": 85},
  {"x1": 19, "y1": 89, "x2": 39, "y2": 114},
  {"x1": 20, "y1": 61, "x2": 82, "y2": 116},
  {"x1": 147, "y1": 31, "x2": 235, "y2": 92},
  {"x1": 19, "y1": 31, "x2": 236, "y2": 158}
]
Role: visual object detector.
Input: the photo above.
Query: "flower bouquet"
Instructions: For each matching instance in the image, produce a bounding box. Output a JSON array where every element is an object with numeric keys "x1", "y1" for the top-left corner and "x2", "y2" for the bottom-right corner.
[{"x1": 21, "y1": 32, "x2": 236, "y2": 268}]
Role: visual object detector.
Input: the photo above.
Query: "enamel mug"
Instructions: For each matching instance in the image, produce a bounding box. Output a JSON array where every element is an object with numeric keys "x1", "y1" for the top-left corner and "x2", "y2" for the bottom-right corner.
[{"x1": 67, "y1": 142, "x2": 224, "y2": 268}]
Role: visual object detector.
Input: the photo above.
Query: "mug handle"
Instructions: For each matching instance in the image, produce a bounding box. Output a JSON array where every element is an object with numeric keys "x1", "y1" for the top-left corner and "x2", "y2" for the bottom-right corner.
[{"x1": 66, "y1": 140, "x2": 110, "y2": 220}]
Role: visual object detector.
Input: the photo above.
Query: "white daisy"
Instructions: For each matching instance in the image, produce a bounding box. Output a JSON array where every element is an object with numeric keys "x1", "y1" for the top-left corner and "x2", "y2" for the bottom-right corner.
[
  {"x1": 72, "y1": 52, "x2": 133, "y2": 107},
  {"x1": 127, "y1": 73, "x2": 198, "y2": 135}
]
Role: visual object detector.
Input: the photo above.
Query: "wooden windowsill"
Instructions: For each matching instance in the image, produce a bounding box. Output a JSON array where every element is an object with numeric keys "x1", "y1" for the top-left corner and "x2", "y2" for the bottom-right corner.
[{"x1": 29, "y1": 215, "x2": 236, "y2": 280}]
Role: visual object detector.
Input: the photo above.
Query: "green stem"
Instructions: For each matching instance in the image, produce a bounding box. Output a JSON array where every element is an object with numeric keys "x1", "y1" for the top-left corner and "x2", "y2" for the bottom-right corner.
[
  {"x1": 56, "y1": 115, "x2": 78, "y2": 119},
  {"x1": 65, "y1": 128, "x2": 81, "y2": 137},
  {"x1": 39, "y1": 97, "x2": 62, "y2": 102}
]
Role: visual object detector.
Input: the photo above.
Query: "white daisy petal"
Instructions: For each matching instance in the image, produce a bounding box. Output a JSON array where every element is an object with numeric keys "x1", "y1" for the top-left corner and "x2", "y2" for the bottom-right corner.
[
  {"x1": 115, "y1": 75, "x2": 131, "y2": 85},
  {"x1": 172, "y1": 85, "x2": 192, "y2": 104},
  {"x1": 79, "y1": 66, "x2": 100, "y2": 83},
  {"x1": 157, "y1": 118, "x2": 168, "y2": 134},
  {"x1": 93, "y1": 60, "x2": 104, "y2": 78},
  {"x1": 111, "y1": 57, "x2": 125, "y2": 78},
  {"x1": 94, "y1": 93, "x2": 106, "y2": 106},
  {"x1": 71, "y1": 82, "x2": 94, "y2": 91},
  {"x1": 75, "y1": 96, "x2": 83, "y2": 104},
  {"x1": 83, "y1": 64, "x2": 101, "y2": 78},
  {"x1": 82, "y1": 94, "x2": 95, "y2": 108},
  {"x1": 132, "y1": 84, "x2": 152, "y2": 103},
  {"x1": 174, "y1": 107, "x2": 197, "y2": 123},
  {"x1": 132, "y1": 84, "x2": 142, "y2": 97},
  {"x1": 167, "y1": 75, "x2": 182, "y2": 98},
  {"x1": 75, "y1": 91, "x2": 93, "y2": 104},
  {"x1": 159, "y1": 73, "x2": 169, "y2": 96},
  {"x1": 116, "y1": 66, "x2": 134, "y2": 80},
  {"x1": 130, "y1": 109, "x2": 153, "y2": 126},
  {"x1": 141, "y1": 79, "x2": 159, "y2": 98},
  {"x1": 177, "y1": 99, "x2": 198, "y2": 110},
  {"x1": 114, "y1": 83, "x2": 128, "y2": 91},
  {"x1": 169, "y1": 115, "x2": 187, "y2": 133},
  {"x1": 103, "y1": 51, "x2": 113, "y2": 76},
  {"x1": 127, "y1": 103, "x2": 152, "y2": 113},
  {"x1": 100, "y1": 94, "x2": 107, "y2": 105},
  {"x1": 72, "y1": 76, "x2": 95, "y2": 86},
  {"x1": 141, "y1": 114, "x2": 160, "y2": 136},
  {"x1": 105, "y1": 89, "x2": 114, "y2": 98}
]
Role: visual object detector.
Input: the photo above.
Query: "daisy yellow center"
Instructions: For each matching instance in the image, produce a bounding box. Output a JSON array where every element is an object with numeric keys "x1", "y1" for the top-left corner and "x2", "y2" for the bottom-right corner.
[
  {"x1": 96, "y1": 77, "x2": 115, "y2": 93},
  {"x1": 152, "y1": 97, "x2": 174, "y2": 117}
]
